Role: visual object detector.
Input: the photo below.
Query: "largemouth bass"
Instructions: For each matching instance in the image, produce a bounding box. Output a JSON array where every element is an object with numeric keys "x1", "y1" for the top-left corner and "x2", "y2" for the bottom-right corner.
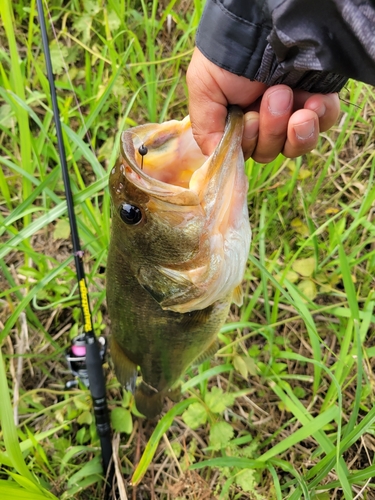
[{"x1": 107, "y1": 106, "x2": 251, "y2": 418}]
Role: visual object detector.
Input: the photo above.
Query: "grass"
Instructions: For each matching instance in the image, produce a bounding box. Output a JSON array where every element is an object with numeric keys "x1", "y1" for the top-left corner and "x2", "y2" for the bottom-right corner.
[{"x1": 1, "y1": 0, "x2": 375, "y2": 498}]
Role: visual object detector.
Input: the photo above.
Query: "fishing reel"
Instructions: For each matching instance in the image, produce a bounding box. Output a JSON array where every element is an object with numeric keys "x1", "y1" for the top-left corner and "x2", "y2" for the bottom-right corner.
[{"x1": 65, "y1": 334, "x2": 107, "y2": 389}]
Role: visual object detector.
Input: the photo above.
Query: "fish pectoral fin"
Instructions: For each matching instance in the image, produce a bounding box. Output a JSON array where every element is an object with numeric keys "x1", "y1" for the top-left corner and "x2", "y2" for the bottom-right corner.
[
  {"x1": 157, "y1": 265, "x2": 195, "y2": 286},
  {"x1": 138, "y1": 265, "x2": 202, "y2": 309},
  {"x1": 110, "y1": 337, "x2": 137, "y2": 393},
  {"x1": 232, "y1": 284, "x2": 244, "y2": 307},
  {"x1": 159, "y1": 288, "x2": 202, "y2": 311},
  {"x1": 137, "y1": 265, "x2": 195, "y2": 305},
  {"x1": 192, "y1": 339, "x2": 219, "y2": 366}
]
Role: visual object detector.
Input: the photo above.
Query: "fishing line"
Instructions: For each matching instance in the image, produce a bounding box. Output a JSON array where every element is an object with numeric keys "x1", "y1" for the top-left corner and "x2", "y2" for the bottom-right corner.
[
  {"x1": 42, "y1": 3, "x2": 95, "y2": 153},
  {"x1": 36, "y1": 0, "x2": 114, "y2": 493},
  {"x1": 122, "y1": 129, "x2": 149, "y2": 169}
]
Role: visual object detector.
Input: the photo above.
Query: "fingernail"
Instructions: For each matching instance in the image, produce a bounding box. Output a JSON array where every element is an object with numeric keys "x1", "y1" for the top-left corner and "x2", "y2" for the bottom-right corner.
[
  {"x1": 268, "y1": 88, "x2": 292, "y2": 115},
  {"x1": 244, "y1": 114, "x2": 259, "y2": 139},
  {"x1": 294, "y1": 119, "x2": 315, "y2": 140},
  {"x1": 311, "y1": 103, "x2": 326, "y2": 118}
]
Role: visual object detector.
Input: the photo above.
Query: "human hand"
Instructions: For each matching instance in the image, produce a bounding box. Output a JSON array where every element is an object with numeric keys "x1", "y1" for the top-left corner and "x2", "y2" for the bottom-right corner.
[{"x1": 186, "y1": 48, "x2": 341, "y2": 162}]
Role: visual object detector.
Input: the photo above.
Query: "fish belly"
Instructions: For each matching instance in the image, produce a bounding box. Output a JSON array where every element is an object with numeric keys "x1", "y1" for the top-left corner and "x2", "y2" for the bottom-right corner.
[{"x1": 107, "y1": 242, "x2": 230, "y2": 416}]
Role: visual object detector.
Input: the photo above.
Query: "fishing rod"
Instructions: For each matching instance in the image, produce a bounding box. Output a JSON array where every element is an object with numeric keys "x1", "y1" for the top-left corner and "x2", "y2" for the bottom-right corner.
[{"x1": 36, "y1": 0, "x2": 114, "y2": 491}]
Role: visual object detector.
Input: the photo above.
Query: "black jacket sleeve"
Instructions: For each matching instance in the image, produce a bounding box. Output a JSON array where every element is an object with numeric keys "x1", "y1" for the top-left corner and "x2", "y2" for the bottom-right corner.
[{"x1": 196, "y1": 0, "x2": 375, "y2": 93}]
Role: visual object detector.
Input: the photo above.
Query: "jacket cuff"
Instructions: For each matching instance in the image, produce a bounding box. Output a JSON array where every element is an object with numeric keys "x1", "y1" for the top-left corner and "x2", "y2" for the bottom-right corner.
[
  {"x1": 196, "y1": 0, "x2": 348, "y2": 93},
  {"x1": 254, "y1": 44, "x2": 348, "y2": 93},
  {"x1": 196, "y1": 0, "x2": 271, "y2": 79}
]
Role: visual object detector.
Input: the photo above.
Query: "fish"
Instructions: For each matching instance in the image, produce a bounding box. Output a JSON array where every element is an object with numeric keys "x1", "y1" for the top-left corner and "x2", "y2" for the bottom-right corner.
[{"x1": 106, "y1": 106, "x2": 251, "y2": 418}]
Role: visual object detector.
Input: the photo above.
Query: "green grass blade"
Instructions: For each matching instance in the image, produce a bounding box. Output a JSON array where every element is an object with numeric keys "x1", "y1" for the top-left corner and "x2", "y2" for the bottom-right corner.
[
  {"x1": 131, "y1": 398, "x2": 197, "y2": 485},
  {"x1": 258, "y1": 406, "x2": 339, "y2": 462},
  {"x1": 284, "y1": 280, "x2": 322, "y2": 393},
  {"x1": 0, "y1": 351, "x2": 35, "y2": 483},
  {"x1": 0, "y1": 479, "x2": 55, "y2": 500}
]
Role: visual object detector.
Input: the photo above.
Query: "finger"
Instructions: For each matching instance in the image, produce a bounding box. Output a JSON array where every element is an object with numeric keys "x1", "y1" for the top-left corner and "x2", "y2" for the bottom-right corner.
[
  {"x1": 187, "y1": 48, "x2": 266, "y2": 156},
  {"x1": 252, "y1": 85, "x2": 293, "y2": 163},
  {"x1": 282, "y1": 109, "x2": 319, "y2": 158},
  {"x1": 293, "y1": 91, "x2": 340, "y2": 132},
  {"x1": 186, "y1": 51, "x2": 228, "y2": 156},
  {"x1": 242, "y1": 112, "x2": 259, "y2": 161},
  {"x1": 304, "y1": 93, "x2": 340, "y2": 132}
]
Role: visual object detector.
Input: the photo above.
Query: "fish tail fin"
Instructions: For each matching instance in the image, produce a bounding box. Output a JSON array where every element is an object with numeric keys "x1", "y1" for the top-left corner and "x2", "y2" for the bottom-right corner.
[
  {"x1": 135, "y1": 382, "x2": 164, "y2": 419},
  {"x1": 110, "y1": 336, "x2": 137, "y2": 393}
]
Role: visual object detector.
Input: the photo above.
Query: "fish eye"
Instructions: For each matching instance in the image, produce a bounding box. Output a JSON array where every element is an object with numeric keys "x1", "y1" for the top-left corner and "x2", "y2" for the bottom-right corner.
[{"x1": 119, "y1": 203, "x2": 142, "y2": 225}]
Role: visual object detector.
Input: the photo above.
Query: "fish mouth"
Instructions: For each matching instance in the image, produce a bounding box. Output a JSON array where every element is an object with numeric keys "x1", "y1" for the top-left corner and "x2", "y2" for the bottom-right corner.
[
  {"x1": 118, "y1": 107, "x2": 251, "y2": 313},
  {"x1": 119, "y1": 116, "x2": 203, "y2": 206},
  {"x1": 119, "y1": 107, "x2": 244, "y2": 208}
]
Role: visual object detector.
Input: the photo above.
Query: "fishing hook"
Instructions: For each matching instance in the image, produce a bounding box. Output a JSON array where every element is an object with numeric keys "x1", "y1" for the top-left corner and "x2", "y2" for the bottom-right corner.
[{"x1": 138, "y1": 144, "x2": 148, "y2": 169}]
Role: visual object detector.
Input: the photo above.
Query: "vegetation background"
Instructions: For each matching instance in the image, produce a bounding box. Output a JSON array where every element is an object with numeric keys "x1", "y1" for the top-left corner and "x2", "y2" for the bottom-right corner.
[{"x1": 1, "y1": 0, "x2": 375, "y2": 498}]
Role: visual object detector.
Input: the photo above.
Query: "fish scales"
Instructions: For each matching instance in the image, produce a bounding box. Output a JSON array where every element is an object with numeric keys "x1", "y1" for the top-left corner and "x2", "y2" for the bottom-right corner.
[{"x1": 107, "y1": 106, "x2": 251, "y2": 418}]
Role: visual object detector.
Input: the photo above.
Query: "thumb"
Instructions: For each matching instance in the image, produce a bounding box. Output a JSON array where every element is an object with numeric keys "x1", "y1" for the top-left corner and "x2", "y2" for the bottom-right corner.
[
  {"x1": 186, "y1": 49, "x2": 228, "y2": 156},
  {"x1": 187, "y1": 48, "x2": 266, "y2": 156}
]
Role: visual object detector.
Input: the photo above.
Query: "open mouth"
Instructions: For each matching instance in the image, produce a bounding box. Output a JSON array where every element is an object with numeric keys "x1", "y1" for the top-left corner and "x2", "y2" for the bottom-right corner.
[{"x1": 122, "y1": 117, "x2": 207, "y2": 189}]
